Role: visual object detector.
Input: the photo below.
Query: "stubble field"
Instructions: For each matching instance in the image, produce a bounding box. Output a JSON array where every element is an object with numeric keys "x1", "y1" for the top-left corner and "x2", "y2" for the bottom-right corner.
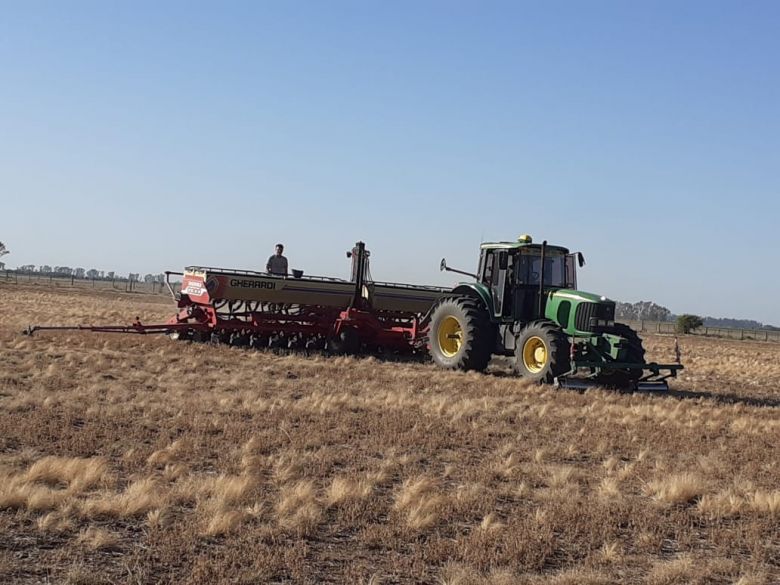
[{"x1": 0, "y1": 283, "x2": 778, "y2": 584}]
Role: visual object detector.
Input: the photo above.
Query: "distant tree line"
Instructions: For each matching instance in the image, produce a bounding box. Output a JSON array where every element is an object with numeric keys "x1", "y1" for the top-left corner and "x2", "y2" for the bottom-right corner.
[
  {"x1": 617, "y1": 300, "x2": 778, "y2": 331},
  {"x1": 1, "y1": 241, "x2": 171, "y2": 287},
  {"x1": 8, "y1": 264, "x2": 165, "y2": 284},
  {"x1": 616, "y1": 301, "x2": 672, "y2": 322},
  {"x1": 0, "y1": 241, "x2": 8, "y2": 271},
  {"x1": 698, "y1": 316, "x2": 778, "y2": 330}
]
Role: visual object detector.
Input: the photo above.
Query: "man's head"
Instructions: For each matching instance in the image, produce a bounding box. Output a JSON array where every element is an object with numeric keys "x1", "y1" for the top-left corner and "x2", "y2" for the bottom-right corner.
[{"x1": 275, "y1": 244, "x2": 284, "y2": 256}]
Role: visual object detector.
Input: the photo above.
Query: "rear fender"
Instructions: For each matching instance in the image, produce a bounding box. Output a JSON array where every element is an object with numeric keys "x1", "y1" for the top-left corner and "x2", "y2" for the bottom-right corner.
[{"x1": 452, "y1": 283, "x2": 494, "y2": 315}]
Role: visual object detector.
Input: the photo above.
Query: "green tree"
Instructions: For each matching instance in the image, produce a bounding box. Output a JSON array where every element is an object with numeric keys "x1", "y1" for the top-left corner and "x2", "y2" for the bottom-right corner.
[
  {"x1": 676, "y1": 314, "x2": 703, "y2": 334},
  {"x1": 0, "y1": 241, "x2": 8, "y2": 258}
]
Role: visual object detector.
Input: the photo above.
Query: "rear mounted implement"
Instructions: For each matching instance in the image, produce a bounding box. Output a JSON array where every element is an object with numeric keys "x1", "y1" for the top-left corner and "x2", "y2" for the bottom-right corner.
[
  {"x1": 554, "y1": 361, "x2": 684, "y2": 392},
  {"x1": 25, "y1": 242, "x2": 446, "y2": 357}
]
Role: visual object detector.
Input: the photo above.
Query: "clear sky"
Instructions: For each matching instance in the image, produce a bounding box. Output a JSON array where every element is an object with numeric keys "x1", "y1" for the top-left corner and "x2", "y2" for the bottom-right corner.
[{"x1": 1, "y1": 1, "x2": 778, "y2": 324}]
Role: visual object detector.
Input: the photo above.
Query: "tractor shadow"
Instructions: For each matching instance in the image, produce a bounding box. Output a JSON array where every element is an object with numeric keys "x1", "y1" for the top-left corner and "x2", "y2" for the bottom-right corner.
[
  {"x1": 547, "y1": 383, "x2": 780, "y2": 409},
  {"x1": 489, "y1": 358, "x2": 780, "y2": 409},
  {"x1": 655, "y1": 387, "x2": 780, "y2": 409}
]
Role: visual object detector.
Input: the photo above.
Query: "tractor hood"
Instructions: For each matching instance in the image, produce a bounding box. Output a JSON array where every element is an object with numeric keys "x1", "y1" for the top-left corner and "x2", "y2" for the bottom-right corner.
[
  {"x1": 545, "y1": 289, "x2": 616, "y2": 335},
  {"x1": 550, "y1": 289, "x2": 612, "y2": 305}
]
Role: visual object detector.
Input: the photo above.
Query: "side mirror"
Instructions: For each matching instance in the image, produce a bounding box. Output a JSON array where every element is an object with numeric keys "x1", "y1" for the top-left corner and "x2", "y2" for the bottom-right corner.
[
  {"x1": 577, "y1": 252, "x2": 586, "y2": 267},
  {"x1": 440, "y1": 258, "x2": 447, "y2": 272}
]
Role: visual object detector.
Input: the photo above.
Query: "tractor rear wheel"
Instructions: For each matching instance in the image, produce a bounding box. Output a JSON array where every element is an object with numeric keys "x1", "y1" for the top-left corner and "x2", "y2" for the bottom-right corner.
[
  {"x1": 514, "y1": 321, "x2": 570, "y2": 384},
  {"x1": 428, "y1": 296, "x2": 493, "y2": 371}
]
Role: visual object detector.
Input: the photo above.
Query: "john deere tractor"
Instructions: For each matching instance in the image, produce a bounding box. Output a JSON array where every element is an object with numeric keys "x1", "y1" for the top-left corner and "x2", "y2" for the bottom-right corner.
[{"x1": 428, "y1": 235, "x2": 682, "y2": 390}]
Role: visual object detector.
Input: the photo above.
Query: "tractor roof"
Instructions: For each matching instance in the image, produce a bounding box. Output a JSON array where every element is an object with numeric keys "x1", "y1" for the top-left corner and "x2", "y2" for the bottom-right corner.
[{"x1": 480, "y1": 239, "x2": 570, "y2": 254}]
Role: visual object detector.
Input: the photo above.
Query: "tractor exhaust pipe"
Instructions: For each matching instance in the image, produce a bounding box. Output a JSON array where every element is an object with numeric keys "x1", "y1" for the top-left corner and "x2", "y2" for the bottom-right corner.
[{"x1": 538, "y1": 240, "x2": 547, "y2": 318}]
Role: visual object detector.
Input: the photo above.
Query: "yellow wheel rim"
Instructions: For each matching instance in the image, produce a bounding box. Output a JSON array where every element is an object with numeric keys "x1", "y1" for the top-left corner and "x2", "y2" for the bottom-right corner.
[
  {"x1": 522, "y1": 336, "x2": 548, "y2": 373},
  {"x1": 437, "y1": 316, "x2": 463, "y2": 357}
]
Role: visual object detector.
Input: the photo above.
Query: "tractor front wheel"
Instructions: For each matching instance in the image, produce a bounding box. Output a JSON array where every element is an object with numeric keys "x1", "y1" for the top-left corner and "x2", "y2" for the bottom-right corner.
[
  {"x1": 597, "y1": 323, "x2": 646, "y2": 388},
  {"x1": 514, "y1": 321, "x2": 570, "y2": 384},
  {"x1": 428, "y1": 297, "x2": 493, "y2": 371}
]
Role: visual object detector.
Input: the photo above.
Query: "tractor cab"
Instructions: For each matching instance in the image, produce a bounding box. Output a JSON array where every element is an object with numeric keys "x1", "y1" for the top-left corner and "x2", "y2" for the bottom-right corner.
[{"x1": 477, "y1": 235, "x2": 580, "y2": 322}]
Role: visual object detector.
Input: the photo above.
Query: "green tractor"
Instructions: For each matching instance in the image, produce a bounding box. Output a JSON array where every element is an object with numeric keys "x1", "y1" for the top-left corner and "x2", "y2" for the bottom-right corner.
[{"x1": 428, "y1": 235, "x2": 682, "y2": 390}]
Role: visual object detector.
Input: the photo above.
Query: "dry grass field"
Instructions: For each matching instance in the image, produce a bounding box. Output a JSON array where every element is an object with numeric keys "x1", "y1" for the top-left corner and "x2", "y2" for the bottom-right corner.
[{"x1": 1, "y1": 283, "x2": 779, "y2": 584}]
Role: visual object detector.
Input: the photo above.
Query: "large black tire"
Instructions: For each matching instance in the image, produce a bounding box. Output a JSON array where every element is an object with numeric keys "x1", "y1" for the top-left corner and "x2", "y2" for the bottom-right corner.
[
  {"x1": 514, "y1": 320, "x2": 570, "y2": 384},
  {"x1": 598, "y1": 323, "x2": 646, "y2": 387},
  {"x1": 328, "y1": 327, "x2": 361, "y2": 355},
  {"x1": 428, "y1": 296, "x2": 493, "y2": 371},
  {"x1": 608, "y1": 323, "x2": 646, "y2": 363}
]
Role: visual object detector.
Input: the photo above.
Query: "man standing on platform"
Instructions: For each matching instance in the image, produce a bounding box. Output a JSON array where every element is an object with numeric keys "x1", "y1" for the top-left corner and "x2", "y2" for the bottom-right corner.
[{"x1": 266, "y1": 243, "x2": 288, "y2": 276}]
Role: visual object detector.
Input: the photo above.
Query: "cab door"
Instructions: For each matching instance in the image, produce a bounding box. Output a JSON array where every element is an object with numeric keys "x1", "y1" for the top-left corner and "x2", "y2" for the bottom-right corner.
[{"x1": 491, "y1": 250, "x2": 509, "y2": 318}]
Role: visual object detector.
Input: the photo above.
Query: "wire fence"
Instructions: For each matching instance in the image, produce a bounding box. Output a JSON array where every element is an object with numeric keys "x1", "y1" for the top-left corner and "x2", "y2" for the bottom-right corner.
[
  {"x1": 1, "y1": 270, "x2": 180, "y2": 295},
  {"x1": 621, "y1": 319, "x2": 780, "y2": 343}
]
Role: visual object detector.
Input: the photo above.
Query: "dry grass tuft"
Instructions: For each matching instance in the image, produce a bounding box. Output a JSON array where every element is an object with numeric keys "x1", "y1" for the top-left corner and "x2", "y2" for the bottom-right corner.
[
  {"x1": 646, "y1": 555, "x2": 694, "y2": 585},
  {"x1": 748, "y1": 490, "x2": 780, "y2": 516},
  {"x1": 147, "y1": 438, "x2": 191, "y2": 467},
  {"x1": 491, "y1": 452, "x2": 519, "y2": 479},
  {"x1": 208, "y1": 474, "x2": 257, "y2": 506},
  {"x1": 598, "y1": 541, "x2": 622, "y2": 564},
  {"x1": 533, "y1": 447, "x2": 547, "y2": 464},
  {"x1": 64, "y1": 565, "x2": 113, "y2": 585},
  {"x1": 26, "y1": 456, "x2": 112, "y2": 493},
  {"x1": 276, "y1": 480, "x2": 322, "y2": 534},
  {"x1": 646, "y1": 473, "x2": 706, "y2": 505},
  {"x1": 734, "y1": 573, "x2": 768, "y2": 585},
  {"x1": 478, "y1": 512, "x2": 505, "y2": 532},
  {"x1": 0, "y1": 474, "x2": 66, "y2": 512},
  {"x1": 547, "y1": 465, "x2": 575, "y2": 488},
  {"x1": 598, "y1": 477, "x2": 621, "y2": 499},
  {"x1": 146, "y1": 508, "x2": 169, "y2": 529},
  {"x1": 26, "y1": 484, "x2": 67, "y2": 511},
  {"x1": 326, "y1": 475, "x2": 373, "y2": 507},
  {"x1": 438, "y1": 563, "x2": 483, "y2": 585},
  {"x1": 393, "y1": 476, "x2": 443, "y2": 531},
  {"x1": 0, "y1": 476, "x2": 32, "y2": 510},
  {"x1": 83, "y1": 477, "x2": 164, "y2": 518},
  {"x1": 697, "y1": 490, "x2": 744, "y2": 518},
  {"x1": 77, "y1": 527, "x2": 120, "y2": 551},
  {"x1": 204, "y1": 509, "x2": 248, "y2": 536},
  {"x1": 36, "y1": 510, "x2": 75, "y2": 533},
  {"x1": 547, "y1": 567, "x2": 612, "y2": 585}
]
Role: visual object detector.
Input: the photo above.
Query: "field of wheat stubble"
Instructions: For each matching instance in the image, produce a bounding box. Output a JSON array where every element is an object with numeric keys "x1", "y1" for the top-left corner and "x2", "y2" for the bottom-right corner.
[{"x1": 0, "y1": 283, "x2": 778, "y2": 584}]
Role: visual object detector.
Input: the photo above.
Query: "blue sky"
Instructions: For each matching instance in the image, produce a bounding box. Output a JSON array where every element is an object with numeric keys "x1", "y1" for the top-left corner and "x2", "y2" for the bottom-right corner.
[{"x1": 1, "y1": 1, "x2": 778, "y2": 323}]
